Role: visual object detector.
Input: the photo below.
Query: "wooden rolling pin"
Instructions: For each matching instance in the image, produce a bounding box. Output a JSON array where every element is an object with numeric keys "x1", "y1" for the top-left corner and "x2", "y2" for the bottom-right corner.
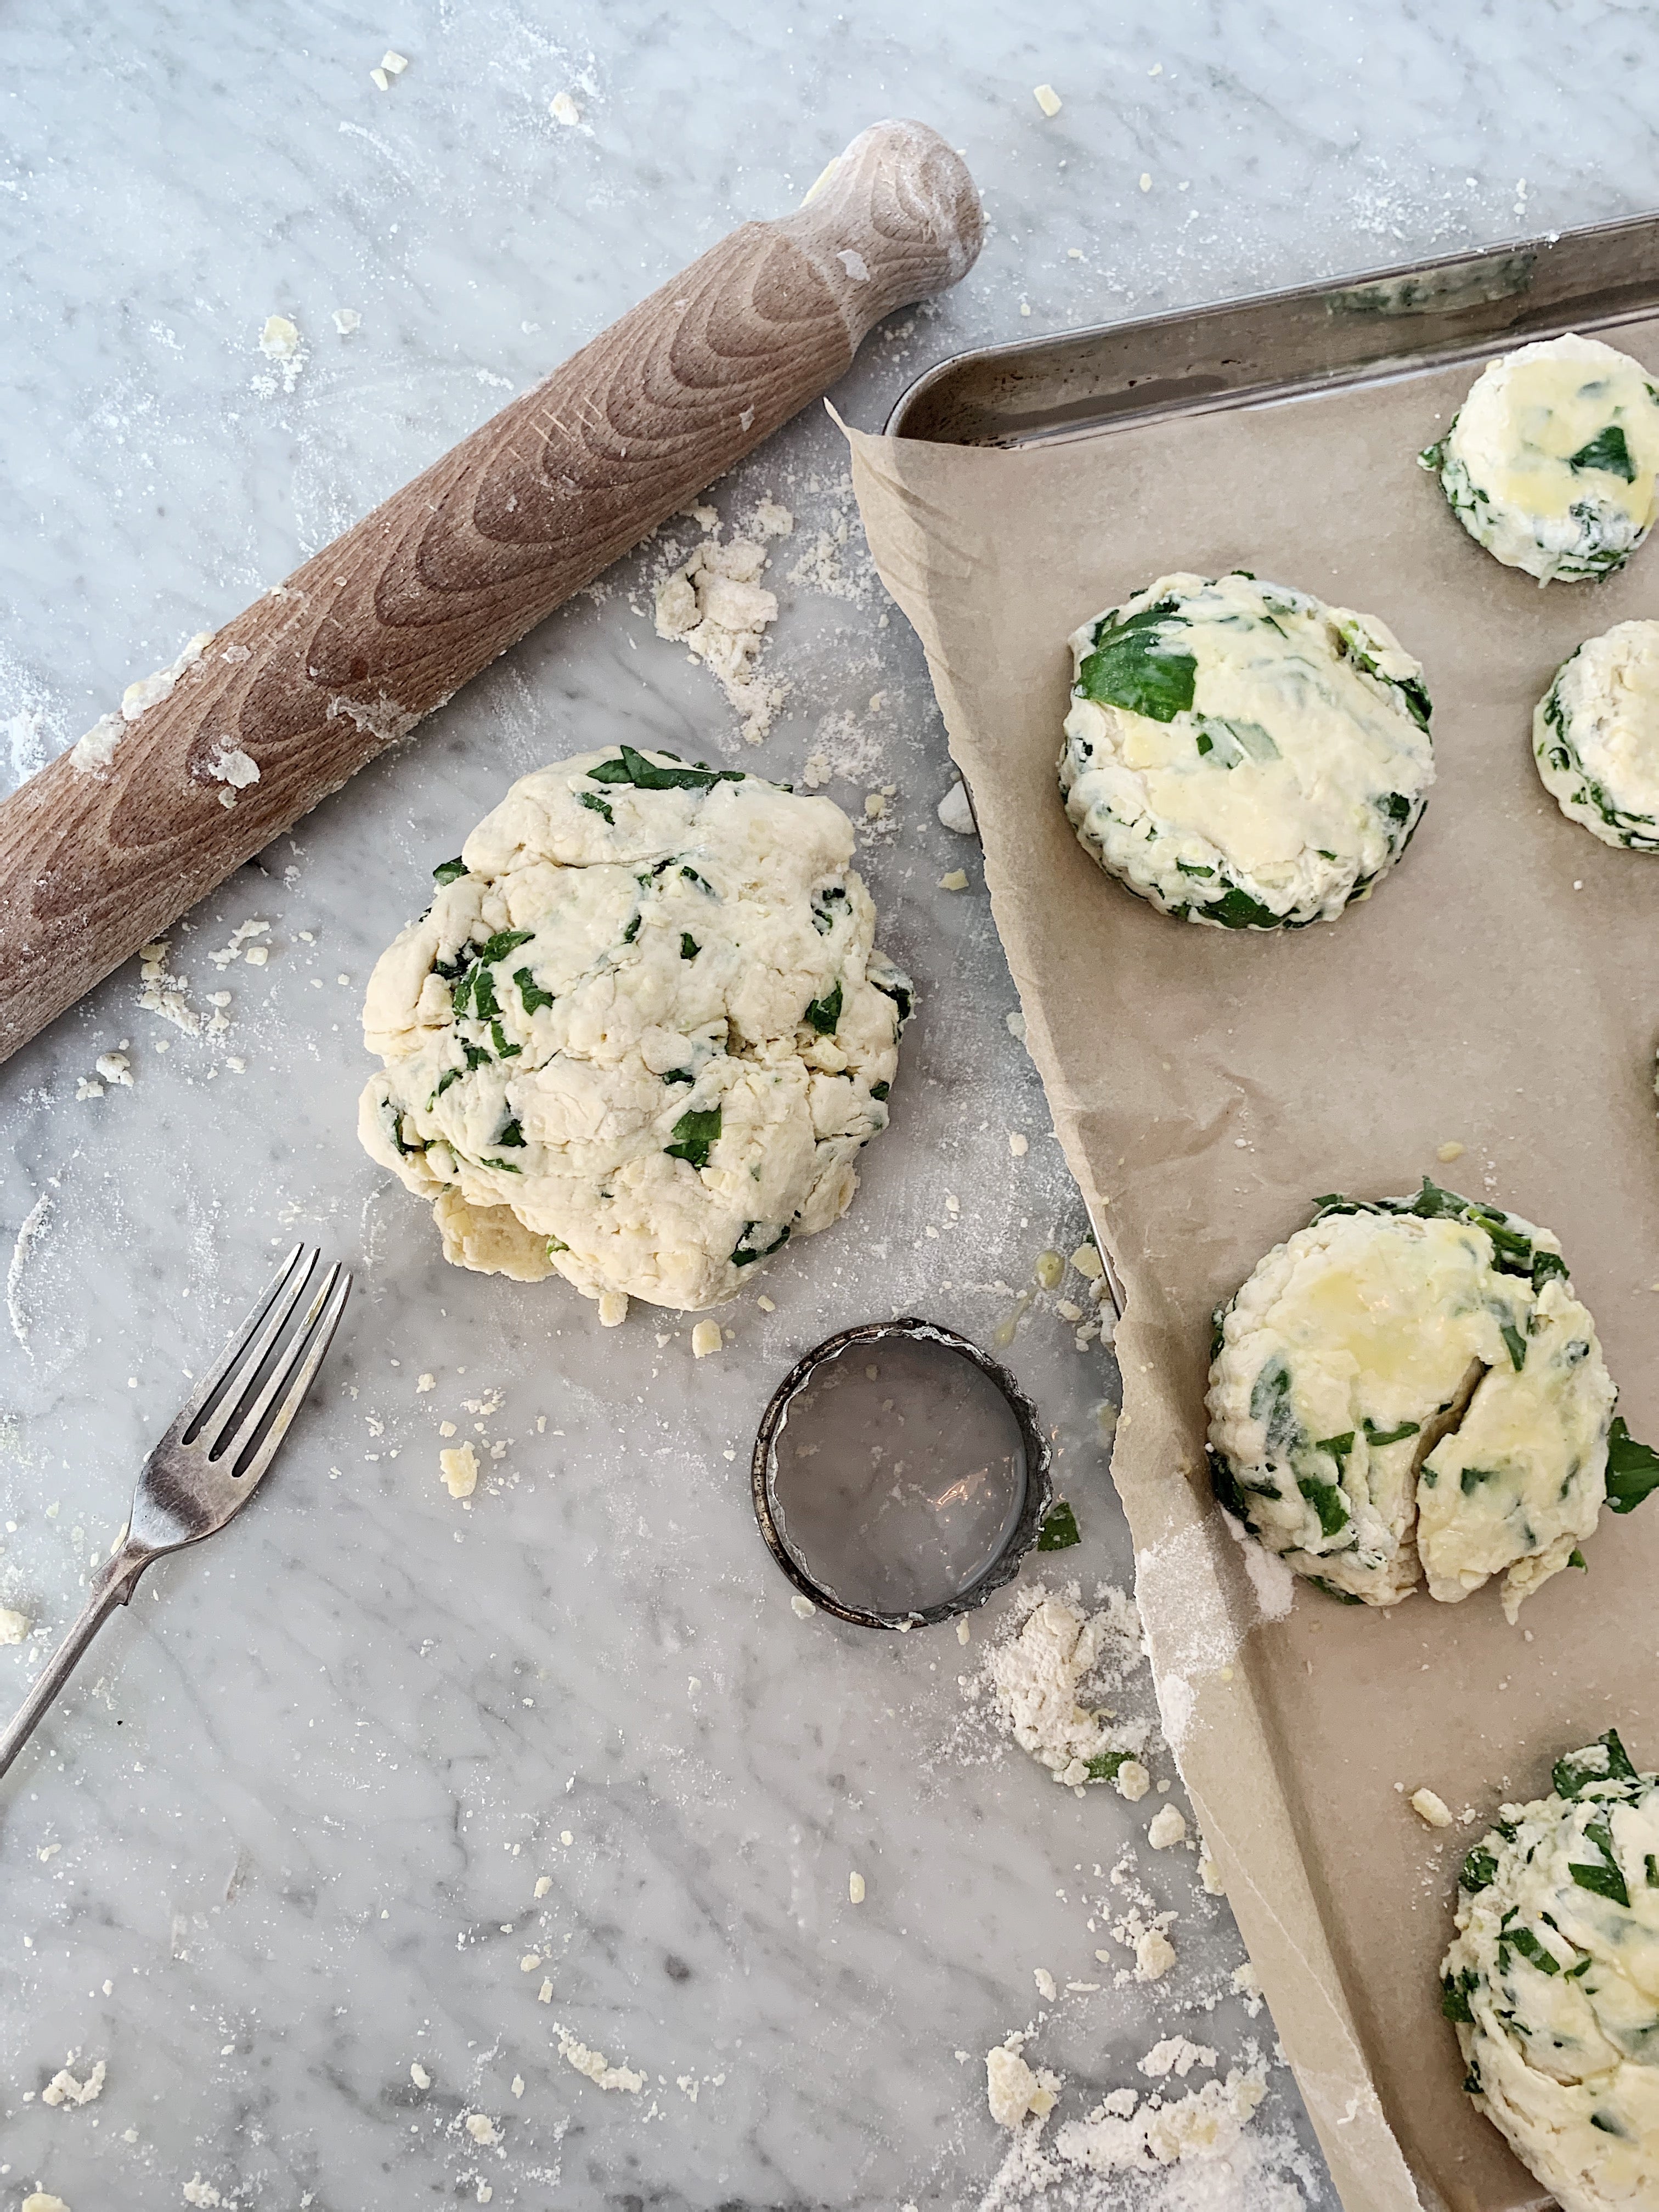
[{"x1": 0, "y1": 119, "x2": 981, "y2": 1065}]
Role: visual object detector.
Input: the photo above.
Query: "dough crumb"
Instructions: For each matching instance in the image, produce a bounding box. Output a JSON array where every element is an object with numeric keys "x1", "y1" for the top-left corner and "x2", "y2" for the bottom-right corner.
[
  {"x1": 756, "y1": 1294, "x2": 776, "y2": 1312},
  {"x1": 938, "y1": 868, "x2": 969, "y2": 891},
  {"x1": 332, "y1": 308, "x2": 361, "y2": 335},
  {"x1": 1436, "y1": 1141, "x2": 1466, "y2": 1163},
  {"x1": 97, "y1": 1051, "x2": 133, "y2": 1086},
  {"x1": 1034, "y1": 1966, "x2": 1057, "y2": 2001},
  {"x1": 1410, "y1": 1786, "x2": 1454, "y2": 1828},
  {"x1": 1135, "y1": 1927, "x2": 1176, "y2": 1981},
  {"x1": 410, "y1": 2061, "x2": 431, "y2": 2089},
  {"x1": 439, "y1": 1442, "x2": 479, "y2": 1498},
  {"x1": 790, "y1": 1594, "x2": 815, "y2": 1619},
  {"x1": 556, "y1": 2028, "x2": 644, "y2": 2094},
  {"x1": 257, "y1": 314, "x2": 307, "y2": 391},
  {"x1": 597, "y1": 1290, "x2": 629, "y2": 1328},
  {"x1": 848, "y1": 1870, "x2": 866, "y2": 1904},
  {"x1": 416, "y1": 1372, "x2": 435, "y2": 1392},
  {"x1": 691, "y1": 1321, "x2": 723, "y2": 1359},
  {"x1": 938, "y1": 780, "x2": 976, "y2": 834},
  {"x1": 1116, "y1": 1758, "x2": 1151, "y2": 1802},
  {"x1": 23, "y1": 2196, "x2": 73, "y2": 2212},
  {"x1": 463, "y1": 2112, "x2": 501, "y2": 2145},
  {"x1": 1070, "y1": 1243, "x2": 1104, "y2": 1281},
  {"x1": 1008, "y1": 1132, "x2": 1028, "y2": 1157},
  {"x1": 0, "y1": 1605, "x2": 32, "y2": 1643},
  {"x1": 956, "y1": 1617, "x2": 970, "y2": 1644},
  {"x1": 986, "y1": 2043, "x2": 1059, "y2": 2128},
  {"x1": 370, "y1": 65, "x2": 390, "y2": 88},
  {"x1": 533, "y1": 1875, "x2": 551, "y2": 1898},
  {"x1": 1139, "y1": 2035, "x2": 1217, "y2": 2079},
  {"x1": 550, "y1": 90, "x2": 582, "y2": 125},
  {"x1": 1033, "y1": 83, "x2": 1063, "y2": 116},
  {"x1": 538, "y1": 1978, "x2": 552, "y2": 2003},
  {"x1": 653, "y1": 515, "x2": 792, "y2": 742},
  {"x1": 1198, "y1": 1853, "x2": 1226, "y2": 1895},
  {"x1": 1147, "y1": 1804, "x2": 1187, "y2": 1849},
  {"x1": 41, "y1": 2058, "x2": 105, "y2": 2108}
]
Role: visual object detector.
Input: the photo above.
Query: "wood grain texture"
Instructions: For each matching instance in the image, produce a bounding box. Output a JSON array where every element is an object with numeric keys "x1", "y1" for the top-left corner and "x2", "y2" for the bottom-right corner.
[{"x1": 0, "y1": 118, "x2": 981, "y2": 1064}]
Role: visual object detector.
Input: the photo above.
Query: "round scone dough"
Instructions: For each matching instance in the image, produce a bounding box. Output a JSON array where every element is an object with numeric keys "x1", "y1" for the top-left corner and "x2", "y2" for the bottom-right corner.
[
  {"x1": 1536, "y1": 620, "x2": 1659, "y2": 850},
  {"x1": 1422, "y1": 334, "x2": 1659, "y2": 583},
  {"x1": 358, "y1": 746, "x2": 912, "y2": 1314},
  {"x1": 1442, "y1": 1730, "x2": 1659, "y2": 2212},
  {"x1": 1207, "y1": 1179, "x2": 1615, "y2": 1620},
  {"x1": 1058, "y1": 571, "x2": 1433, "y2": 929}
]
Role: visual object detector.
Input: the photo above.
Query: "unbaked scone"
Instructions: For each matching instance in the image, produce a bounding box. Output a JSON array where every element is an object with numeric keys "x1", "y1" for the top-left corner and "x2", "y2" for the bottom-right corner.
[
  {"x1": 1059, "y1": 571, "x2": 1433, "y2": 929},
  {"x1": 359, "y1": 746, "x2": 911, "y2": 1313},
  {"x1": 1536, "y1": 620, "x2": 1659, "y2": 849},
  {"x1": 1421, "y1": 334, "x2": 1659, "y2": 583},
  {"x1": 1442, "y1": 1730, "x2": 1659, "y2": 2212},
  {"x1": 1207, "y1": 1178, "x2": 1617, "y2": 1620}
]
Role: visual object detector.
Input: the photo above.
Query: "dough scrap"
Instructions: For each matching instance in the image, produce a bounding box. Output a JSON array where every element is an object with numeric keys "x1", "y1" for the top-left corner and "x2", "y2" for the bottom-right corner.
[
  {"x1": 1536, "y1": 619, "x2": 1659, "y2": 849},
  {"x1": 1443, "y1": 1730, "x2": 1659, "y2": 2211},
  {"x1": 1059, "y1": 572, "x2": 1432, "y2": 929},
  {"x1": 1207, "y1": 1178, "x2": 1616, "y2": 1619},
  {"x1": 1423, "y1": 334, "x2": 1659, "y2": 583},
  {"x1": 359, "y1": 748, "x2": 910, "y2": 1313}
]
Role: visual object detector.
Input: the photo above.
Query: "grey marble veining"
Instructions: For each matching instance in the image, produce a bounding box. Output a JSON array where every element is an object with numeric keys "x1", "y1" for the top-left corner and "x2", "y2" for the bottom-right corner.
[{"x1": 5, "y1": 3, "x2": 1659, "y2": 2207}]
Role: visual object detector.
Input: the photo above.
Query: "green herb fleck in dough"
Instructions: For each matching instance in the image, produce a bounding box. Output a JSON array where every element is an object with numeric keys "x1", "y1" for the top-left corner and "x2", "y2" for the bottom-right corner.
[
  {"x1": 805, "y1": 980, "x2": 842, "y2": 1034},
  {"x1": 588, "y1": 742, "x2": 746, "y2": 793},
  {"x1": 579, "y1": 791, "x2": 614, "y2": 824},
  {"x1": 432, "y1": 856, "x2": 468, "y2": 886},
  {"x1": 680, "y1": 933, "x2": 699, "y2": 961},
  {"x1": 1076, "y1": 600, "x2": 1198, "y2": 724},
  {"x1": 664, "y1": 1105, "x2": 721, "y2": 1171},
  {"x1": 1036, "y1": 1500, "x2": 1081, "y2": 1551},
  {"x1": 515, "y1": 967, "x2": 555, "y2": 1015},
  {"x1": 1570, "y1": 424, "x2": 1638, "y2": 482}
]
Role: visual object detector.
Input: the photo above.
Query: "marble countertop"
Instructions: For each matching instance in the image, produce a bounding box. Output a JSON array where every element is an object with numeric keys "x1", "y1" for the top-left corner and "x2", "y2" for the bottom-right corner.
[{"x1": 5, "y1": 5, "x2": 1659, "y2": 2207}]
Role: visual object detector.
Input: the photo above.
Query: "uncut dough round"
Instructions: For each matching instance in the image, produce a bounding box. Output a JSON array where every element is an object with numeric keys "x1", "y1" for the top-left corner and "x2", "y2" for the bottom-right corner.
[
  {"x1": 358, "y1": 746, "x2": 912, "y2": 1313},
  {"x1": 1536, "y1": 620, "x2": 1659, "y2": 849},
  {"x1": 1206, "y1": 1181, "x2": 1615, "y2": 1620},
  {"x1": 1442, "y1": 1730, "x2": 1659, "y2": 2212},
  {"x1": 1423, "y1": 334, "x2": 1659, "y2": 583},
  {"x1": 1058, "y1": 571, "x2": 1434, "y2": 929}
]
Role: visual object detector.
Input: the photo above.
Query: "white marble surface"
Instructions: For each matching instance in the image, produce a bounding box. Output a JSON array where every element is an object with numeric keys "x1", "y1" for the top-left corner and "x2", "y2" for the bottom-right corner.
[{"x1": 5, "y1": 4, "x2": 1659, "y2": 2207}]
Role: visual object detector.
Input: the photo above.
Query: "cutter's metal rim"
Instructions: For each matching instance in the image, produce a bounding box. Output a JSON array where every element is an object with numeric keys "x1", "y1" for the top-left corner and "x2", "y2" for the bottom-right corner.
[{"x1": 750, "y1": 1316, "x2": 1053, "y2": 1633}]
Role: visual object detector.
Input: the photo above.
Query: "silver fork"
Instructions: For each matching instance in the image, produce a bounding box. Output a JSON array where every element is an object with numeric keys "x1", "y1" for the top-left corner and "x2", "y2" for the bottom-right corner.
[{"x1": 0, "y1": 1245, "x2": 350, "y2": 1781}]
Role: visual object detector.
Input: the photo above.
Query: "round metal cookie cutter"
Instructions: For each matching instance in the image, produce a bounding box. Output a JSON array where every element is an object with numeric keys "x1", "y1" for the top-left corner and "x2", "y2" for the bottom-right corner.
[{"x1": 751, "y1": 1316, "x2": 1054, "y2": 1631}]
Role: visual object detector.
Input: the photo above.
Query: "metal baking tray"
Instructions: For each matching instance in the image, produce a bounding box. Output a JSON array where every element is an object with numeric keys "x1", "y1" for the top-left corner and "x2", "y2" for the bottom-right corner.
[{"x1": 889, "y1": 208, "x2": 1659, "y2": 448}]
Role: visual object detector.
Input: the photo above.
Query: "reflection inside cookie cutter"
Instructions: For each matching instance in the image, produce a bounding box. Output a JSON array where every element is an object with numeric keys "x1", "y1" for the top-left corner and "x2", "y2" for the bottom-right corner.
[{"x1": 751, "y1": 1317, "x2": 1053, "y2": 1630}]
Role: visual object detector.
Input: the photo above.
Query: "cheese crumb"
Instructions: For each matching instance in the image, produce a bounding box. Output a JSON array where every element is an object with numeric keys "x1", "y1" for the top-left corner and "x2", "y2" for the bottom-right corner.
[
  {"x1": 597, "y1": 1290, "x2": 628, "y2": 1328},
  {"x1": 1070, "y1": 1243, "x2": 1104, "y2": 1280},
  {"x1": 1436, "y1": 1141, "x2": 1466, "y2": 1164},
  {"x1": 416, "y1": 1372, "x2": 435, "y2": 1392},
  {"x1": 439, "y1": 1442, "x2": 479, "y2": 1498},
  {"x1": 511, "y1": 2073, "x2": 524, "y2": 2098},
  {"x1": 410, "y1": 2061, "x2": 430, "y2": 2089},
  {"x1": 23, "y1": 2195, "x2": 74, "y2": 2212},
  {"x1": 938, "y1": 868, "x2": 969, "y2": 891},
  {"x1": 550, "y1": 91, "x2": 582, "y2": 125},
  {"x1": 1139, "y1": 172, "x2": 1153, "y2": 191},
  {"x1": 370, "y1": 65, "x2": 390, "y2": 89},
  {"x1": 691, "y1": 1320, "x2": 723, "y2": 1358},
  {"x1": 790, "y1": 1593, "x2": 815, "y2": 1619},
  {"x1": 1008, "y1": 1132, "x2": 1028, "y2": 1156},
  {"x1": 95, "y1": 1052, "x2": 133, "y2": 1087},
  {"x1": 1032, "y1": 84, "x2": 1062, "y2": 117},
  {"x1": 538, "y1": 1978, "x2": 552, "y2": 2003},
  {"x1": 848, "y1": 1871, "x2": 866, "y2": 1904},
  {"x1": 259, "y1": 314, "x2": 301, "y2": 360},
  {"x1": 757, "y1": 1294, "x2": 776, "y2": 1311},
  {"x1": 0, "y1": 1605, "x2": 31, "y2": 1643},
  {"x1": 1147, "y1": 1804, "x2": 1188, "y2": 1849},
  {"x1": 985, "y1": 2044, "x2": 1058, "y2": 2128},
  {"x1": 1198, "y1": 1853, "x2": 1226, "y2": 1895},
  {"x1": 332, "y1": 308, "x2": 362, "y2": 335},
  {"x1": 1410, "y1": 1786, "x2": 1454, "y2": 1829},
  {"x1": 534, "y1": 1874, "x2": 551, "y2": 1898},
  {"x1": 381, "y1": 49, "x2": 409, "y2": 72}
]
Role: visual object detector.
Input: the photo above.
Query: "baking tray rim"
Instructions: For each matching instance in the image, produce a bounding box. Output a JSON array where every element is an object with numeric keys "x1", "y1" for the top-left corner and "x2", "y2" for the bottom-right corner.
[{"x1": 887, "y1": 207, "x2": 1659, "y2": 447}]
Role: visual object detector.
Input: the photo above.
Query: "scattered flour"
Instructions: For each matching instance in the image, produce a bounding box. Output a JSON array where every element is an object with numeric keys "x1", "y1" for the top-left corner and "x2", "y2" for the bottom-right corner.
[
  {"x1": 1058, "y1": 2066, "x2": 1268, "y2": 2172},
  {"x1": 256, "y1": 314, "x2": 308, "y2": 393},
  {"x1": 653, "y1": 503, "x2": 793, "y2": 742},
  {"x1": 980, "y1": 1583, "x2": 1149, "y2": 1792}
]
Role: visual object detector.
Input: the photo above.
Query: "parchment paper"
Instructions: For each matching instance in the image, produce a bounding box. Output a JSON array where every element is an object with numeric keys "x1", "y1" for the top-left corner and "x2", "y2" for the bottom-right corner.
[{"x1": 843, "y1": 328, "x2": 1659, "y2": 2212}]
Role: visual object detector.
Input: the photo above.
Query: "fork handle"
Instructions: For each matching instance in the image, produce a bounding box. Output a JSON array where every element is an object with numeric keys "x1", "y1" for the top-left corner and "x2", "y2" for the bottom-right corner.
[{"x1": 0, "y1": 1541, "x2": 152, "y2": 1782}]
